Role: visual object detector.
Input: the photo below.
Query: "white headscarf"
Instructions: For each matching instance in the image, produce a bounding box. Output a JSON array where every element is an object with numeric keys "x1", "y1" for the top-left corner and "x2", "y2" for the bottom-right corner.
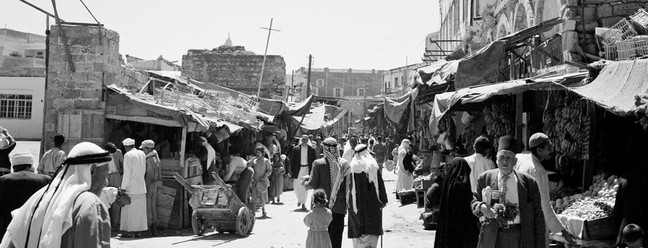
[
  {"x1": 0, "y1": 142, "x2": 110, "y2": 248},
  {"x1": 347, "y1": 144, "x2": 381, "y2": 213}
]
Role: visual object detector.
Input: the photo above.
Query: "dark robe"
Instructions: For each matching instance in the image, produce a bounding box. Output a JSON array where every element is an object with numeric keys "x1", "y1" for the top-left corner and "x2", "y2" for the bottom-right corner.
[
  {"x1": 0, "y1": 142, "x2": 16, "y2": 174},
  {"x1": 60, "y1": 191, "x2": 111, "y2": 248},
  {"x1": 402, "y1": 151, "x2": 415, "y2": 173},
  {"x1": 0, "y1": 170, "x2": 51, "y2": 238},
  {"x1": 347, "y1": 170, "x2": 388, "y2": 238},
  {"x1": 434, "y1": 158, "x2": 479, "y2": 248}
]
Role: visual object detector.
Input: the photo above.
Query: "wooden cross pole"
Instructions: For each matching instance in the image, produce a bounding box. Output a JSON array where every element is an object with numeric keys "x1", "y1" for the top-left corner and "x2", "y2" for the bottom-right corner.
[{"x1": 257, "y1": 18, "x2": 281, "y2": 97}]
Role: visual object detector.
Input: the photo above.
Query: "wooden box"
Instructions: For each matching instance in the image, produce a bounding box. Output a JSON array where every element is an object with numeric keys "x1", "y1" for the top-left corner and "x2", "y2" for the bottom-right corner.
[
  {"x1": 160, "y1": 159, "x2": 181, "y2": 177},
  {"x1": 399, "y1": 191, "x2": 416, "y2": 205},
  {"x1": 582, "y1": 216, "x2": 616, "y2": 240}
]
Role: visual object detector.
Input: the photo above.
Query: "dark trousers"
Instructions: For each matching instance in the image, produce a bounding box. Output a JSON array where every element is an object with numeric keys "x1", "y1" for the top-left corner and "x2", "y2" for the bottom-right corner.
[
  {"x1": 329, "y1": 213, "x2": 345, "y2": 248},
  {"x1": 495, "y1": 226, "x2": 521, "y2": 248}
]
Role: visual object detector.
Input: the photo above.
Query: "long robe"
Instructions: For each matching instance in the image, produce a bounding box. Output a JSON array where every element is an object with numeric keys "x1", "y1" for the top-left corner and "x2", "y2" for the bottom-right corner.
[
  {"x1": 120, "y1": 148, "x2": 147, "y2": 232},
  {"x1": 60, "y1": 192, "x2": 111, "y2": 248},
  {"x1": 434, "y1": 158, "x2": 479, "y2": 248},
  {"x1": 347, "y1": 170, "x2": 387, "y2": 239}
]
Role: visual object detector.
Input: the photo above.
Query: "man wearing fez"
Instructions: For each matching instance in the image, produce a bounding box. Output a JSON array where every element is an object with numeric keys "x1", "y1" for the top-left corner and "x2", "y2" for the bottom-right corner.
[
  {"x1": 0, "y1": 142, "x2": 112, "y2": 248},
  {"x1": 471, "y1": 135, "x2": 546, "y2": 248},
  {"x1": 516, "y1": 133, "x2": 577, "y2": 247},
  {"x1": 302, "y1": 137, "x2": 349, "y2": 248},
  {"x1": 0, "y1": 151, "x2": 51, "y2": 239}
]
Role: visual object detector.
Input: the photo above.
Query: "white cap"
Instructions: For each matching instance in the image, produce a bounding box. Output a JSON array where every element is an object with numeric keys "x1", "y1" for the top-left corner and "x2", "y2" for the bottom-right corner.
[
  {"x1": 10, "y1": 150, "x2": 34, "y2": 166},
  {"x1": 122, "y1": 138, "x2": 135, "y2": 146}
]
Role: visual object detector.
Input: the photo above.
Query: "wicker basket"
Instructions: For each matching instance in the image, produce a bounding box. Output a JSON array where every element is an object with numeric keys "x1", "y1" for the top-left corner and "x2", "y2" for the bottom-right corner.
[
  {"x1": 631, "y1": 9, "x2": 648, "y2": 29},
  {"x1": 601, "y1": 19, "x2": 638, "y2": 46},
  {"x1": 617, "y1": 40, "x2": 637, "y2": 60}
]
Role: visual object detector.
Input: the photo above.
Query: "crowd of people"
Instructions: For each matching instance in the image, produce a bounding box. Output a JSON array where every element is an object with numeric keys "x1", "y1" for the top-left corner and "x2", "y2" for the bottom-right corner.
[{"x1": 2, "y1": 121, "x2": 644, "y2": 248}]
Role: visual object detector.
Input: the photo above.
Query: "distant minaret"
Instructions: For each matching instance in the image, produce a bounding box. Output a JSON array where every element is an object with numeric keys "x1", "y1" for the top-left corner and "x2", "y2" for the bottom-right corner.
[{"x1": 224, "y1": 33, "x2": 233, "y2": 47}]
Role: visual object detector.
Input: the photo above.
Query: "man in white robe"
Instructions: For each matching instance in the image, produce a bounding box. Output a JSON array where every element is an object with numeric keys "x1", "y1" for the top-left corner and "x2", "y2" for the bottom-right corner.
[{"x1": 120, "y1": 138, "x2": 148, "y2": 237}]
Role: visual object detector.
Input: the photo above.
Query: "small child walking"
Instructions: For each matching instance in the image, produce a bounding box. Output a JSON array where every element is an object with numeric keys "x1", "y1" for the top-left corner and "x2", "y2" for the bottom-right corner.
[{"x1": 304, "y1": 189, "x2": 333, "y2": 248}]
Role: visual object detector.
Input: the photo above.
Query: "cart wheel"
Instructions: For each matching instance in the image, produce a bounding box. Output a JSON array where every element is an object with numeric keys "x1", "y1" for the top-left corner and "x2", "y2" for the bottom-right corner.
[
  {"x1": 191, "y1": 211, "x2": 207, "y2": 236},
  {"x1": 247, "y1": 209, "x2": 256, "y2": 234},
  {"x1": 236, "y1": 207, "x2": 252, "y2": 237}
]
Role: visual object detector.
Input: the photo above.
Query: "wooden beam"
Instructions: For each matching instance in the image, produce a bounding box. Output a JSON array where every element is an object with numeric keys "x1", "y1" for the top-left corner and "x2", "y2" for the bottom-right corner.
[
  {"x1": 522, "y1": 41, "x2": 561, "y2": 63},
  {"x1": 105, "y1": 114, "x2": 182, "y2": 127}
]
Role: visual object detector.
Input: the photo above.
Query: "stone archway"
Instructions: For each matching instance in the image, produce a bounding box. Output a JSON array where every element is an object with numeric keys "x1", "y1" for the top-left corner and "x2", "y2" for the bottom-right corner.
[
  {"x1": 514, "y1": 3, "x2": 529, "y2": 32},
  {"x1": 496, "y1": 14, "x2": 512, "y2": 39}
]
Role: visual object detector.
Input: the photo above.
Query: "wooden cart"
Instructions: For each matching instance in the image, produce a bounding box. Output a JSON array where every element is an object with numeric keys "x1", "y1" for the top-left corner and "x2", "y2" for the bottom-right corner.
[{"x1": 174, "y1": 173, "x2": 255, "y2": 237}]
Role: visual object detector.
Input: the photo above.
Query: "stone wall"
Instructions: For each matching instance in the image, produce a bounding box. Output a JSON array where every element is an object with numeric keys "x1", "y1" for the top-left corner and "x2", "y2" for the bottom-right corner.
[
  {"x1": 181, "y1": 49, "x2": 286, "y2": 97},
  {"x1": 42, "y1": 25, "x2": 120, "y2": 152},
  {"x1": 561, "y1": 0, "x2": 648, "y2": 62}
]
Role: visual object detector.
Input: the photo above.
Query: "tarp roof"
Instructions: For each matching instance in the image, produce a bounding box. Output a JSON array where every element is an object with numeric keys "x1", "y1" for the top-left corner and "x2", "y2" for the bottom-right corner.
[
  {"x1": 324, "y1": 109, "x2": 348, "y2": 127},
  {"x1": 293, "y1": 104, "x2": 326, "y2": 130},
  {"x1": 564, "y1": 59, "x2": 648, "y2": 116},
  {"x1": 428, "y1": 71, "x2": 589, "y2": 134}
]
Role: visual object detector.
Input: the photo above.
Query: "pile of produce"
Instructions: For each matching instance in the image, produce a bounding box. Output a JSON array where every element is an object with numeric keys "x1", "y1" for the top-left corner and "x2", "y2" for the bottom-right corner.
[
  {"x1": 542, "y1": 91, "x2": 590, "y2": 168},
  {"x1": 551, "y1": 174, "x2": 620, "y2": 219},
  {"x1": 483, "y1": 97, "x2": 514, "y2": 143},
  {"x1": 634, "y1": 95, "x2": 648, "y2": 130}
]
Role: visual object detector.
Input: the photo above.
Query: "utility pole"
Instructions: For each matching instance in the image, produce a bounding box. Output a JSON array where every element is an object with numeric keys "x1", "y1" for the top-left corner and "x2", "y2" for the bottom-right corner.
[
  {"x1": 286, "y1": 70, "x2": 294, "y2": 102},
  {"x1": 306, "y1": 54, "x2": 312, "y2": 96},
  {"x1": 257, "y1": 18, "x2": 280, "y2": 97}
]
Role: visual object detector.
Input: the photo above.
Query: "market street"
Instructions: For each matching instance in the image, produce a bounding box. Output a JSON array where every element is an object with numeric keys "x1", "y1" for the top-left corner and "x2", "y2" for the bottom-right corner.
[{"x1": 12, "y1": 141, "x2": 435, "y2": 248}]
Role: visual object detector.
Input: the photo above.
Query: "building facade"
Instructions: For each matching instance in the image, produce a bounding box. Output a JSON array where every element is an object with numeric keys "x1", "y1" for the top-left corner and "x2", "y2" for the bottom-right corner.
[
  {"x1": 382, "y1": 63, "x2": 426, "y2": 98},
  {"x1": 181, "y1": 38, "x2": 286, "y2": 98},
  {"x1": 295, "y1": 67, "x2": 383, "y2": 134},
  {"x1": 0, "y1": 28, "x2": 46, "y2": 139},
  {"x1": 126, "y1": 54, "x2": 181, "y2": 71}
]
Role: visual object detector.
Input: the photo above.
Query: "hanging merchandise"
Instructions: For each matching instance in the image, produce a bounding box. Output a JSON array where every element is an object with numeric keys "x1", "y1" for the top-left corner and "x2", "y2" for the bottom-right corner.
[
  {"x1": 483, "y1": 97, "x2": 514, "y2": 145},
  {"x1": 541, "y1": 91, "x2": 590, "y2": 170}
]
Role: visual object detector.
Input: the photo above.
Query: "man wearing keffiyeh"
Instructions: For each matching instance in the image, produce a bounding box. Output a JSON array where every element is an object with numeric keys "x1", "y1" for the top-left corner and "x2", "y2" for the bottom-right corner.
[{"x1": 302, "y1": 137, "x2": 349, "y2": 248}]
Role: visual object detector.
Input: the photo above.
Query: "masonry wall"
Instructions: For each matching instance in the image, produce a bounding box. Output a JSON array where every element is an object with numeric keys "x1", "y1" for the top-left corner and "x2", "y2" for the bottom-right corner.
[
  {"x1": 300, "y1": 68, "x2": 383, "y2": 98},
  {"x1": 0, "y1": 77, "x2": 45, "y2": 139},
  {"x1": 181, "y1": 50, "x2": 286, "y2": 97},
  {"x1": 42, "y1": 25, "x2": 120, "y2": 152}
]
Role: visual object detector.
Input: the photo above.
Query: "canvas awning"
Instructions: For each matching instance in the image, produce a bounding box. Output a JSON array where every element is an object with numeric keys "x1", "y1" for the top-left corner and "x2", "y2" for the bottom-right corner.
[
  {"x1": 324, "y1": 109, "x2": 348, "y2": 127},
  {"x1": 454, "y1": 41, "x2": 506, "y2": 89},
  {"x1": 428, "y1": 71, "x2": 589, "y2": 134},
  {"x1": 287, "y1": 94, "x2": 315, "y2": 116},
  {"x1": 291, "y1": 104, "x2": 327, "y2": 130},
  {"x1": 564, "y1": 59, "x2": 648, "y2": 116}
]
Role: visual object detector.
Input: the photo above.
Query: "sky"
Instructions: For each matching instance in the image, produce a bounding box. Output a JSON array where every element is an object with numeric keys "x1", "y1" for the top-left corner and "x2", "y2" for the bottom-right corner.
[{"x1": 2, "y1": 0, "x2": 440, "y2": 72}]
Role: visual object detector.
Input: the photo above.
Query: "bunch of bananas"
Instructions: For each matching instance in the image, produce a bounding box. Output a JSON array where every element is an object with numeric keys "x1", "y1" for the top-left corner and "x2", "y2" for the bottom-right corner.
[
  {"x1": 483, "y1": 98, "x2": 514, "y2": 142},
  {"x1": 542, "y1": 92, "x2": 591, "y2": 168}
]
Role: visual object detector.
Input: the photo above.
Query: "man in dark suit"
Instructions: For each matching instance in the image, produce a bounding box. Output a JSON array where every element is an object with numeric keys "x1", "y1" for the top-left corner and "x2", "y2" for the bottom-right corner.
[
  {"x1": 288, "y1": 135, "x2": 316, "y2": 210},
  {"x1": 471, "y1": 136, "x2": 545, "y2": 248},
  {"x1": 302, "y1": 137, "x2": 348, "y2": 248},
  {"x1": 0, "y1": 150, "x2": 51, "y2": 238}
]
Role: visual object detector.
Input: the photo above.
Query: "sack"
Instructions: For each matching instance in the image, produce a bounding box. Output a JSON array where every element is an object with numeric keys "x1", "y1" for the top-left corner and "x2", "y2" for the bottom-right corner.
[{"x1": 384, "y1": 160, "x2": 395, "y2": 172}]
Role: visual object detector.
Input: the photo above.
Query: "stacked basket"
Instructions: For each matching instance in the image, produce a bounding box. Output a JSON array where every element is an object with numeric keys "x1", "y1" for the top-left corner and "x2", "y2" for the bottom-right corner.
[{"x1": 601, "y1": 9, "x2": 648, "y2": 60}]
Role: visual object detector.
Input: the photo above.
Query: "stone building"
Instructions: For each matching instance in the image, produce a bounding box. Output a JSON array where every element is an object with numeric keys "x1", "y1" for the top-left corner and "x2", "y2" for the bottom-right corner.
[
  {"x1": 0, "y1": 28, "x2": 46, "y2": 139},
  {"x1": 382, "y1": 63, "x2": 426, "y2": 98},
  {"x1": 126, "y1": 54, "x2": 181, "y2": 71},
  {"x1": 436, "y1": 0, "x2": 648, "y2": 63},
  {"x1": 181, "y1": 37, "x2": 286, "y2": 98},
  {"x1": 295, "y1": 67, "x2": 383, "y2": 132}
]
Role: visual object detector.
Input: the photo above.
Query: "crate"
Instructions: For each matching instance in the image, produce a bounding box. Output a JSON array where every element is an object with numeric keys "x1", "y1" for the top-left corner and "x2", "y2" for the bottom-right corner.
[
  {"x1": 616, "y1": 40, "x2": 637, "y2": 60},
  {"x1": 601, "y1": 19, "x2": 638, "y2": 46},
  {"x1": 415, "y1": 188, "x2": 426, "y2": 208},
  {"x1": 398, "y1": 191, "x2": 416, "y2": 205},
  {"x1": 582, "y1": 216, "x2": 616, "y2": 240},
  {"x1": 603, "y1": 45, "x2": 617, "y2": 60},
  {"x1": 633, "y1": 35, "x2": 648, "y2": 56},
  {"x1": 630, "y1": 9, "x2": 648, "y2": 29}
]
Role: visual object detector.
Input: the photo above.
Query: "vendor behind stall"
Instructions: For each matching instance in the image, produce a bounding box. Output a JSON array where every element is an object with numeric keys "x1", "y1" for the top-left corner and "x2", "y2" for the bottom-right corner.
[{"x1": 219, "y1": 154, "x2": 254, "y2": 204}]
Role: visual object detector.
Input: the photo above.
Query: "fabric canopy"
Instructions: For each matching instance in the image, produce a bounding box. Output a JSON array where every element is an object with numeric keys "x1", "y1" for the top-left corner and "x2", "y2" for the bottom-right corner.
[
  {"x1": 454, "y1": 41, "x2": 506, "y2": 89},
  {"x1": 287, "y1": 94, "x2": 315, "y2": 116},
  {"x1": 564, "y1": 59, "x2": 648, "y2": 116},
  {"x1": 428, "y1": 72, "x2": 588, "y2": 134},
  {"x1": 324, "y1": 109, "x2": 348, "y2": 127},
  {"x1": 294, "y1": 105, "x2": 327, "y2": 130},
  {"x1": 383, "y1": 91, "x2": 411, "y2": 124}
]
